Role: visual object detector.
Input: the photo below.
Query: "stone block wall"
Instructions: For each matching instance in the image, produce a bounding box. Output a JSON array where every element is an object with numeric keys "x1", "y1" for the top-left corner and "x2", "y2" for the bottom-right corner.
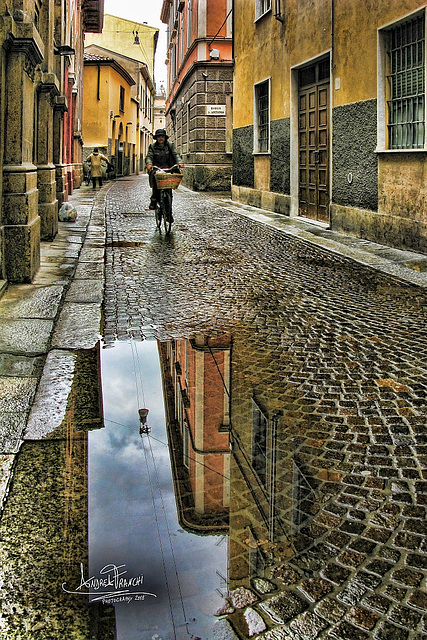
[{"x1": 171, "y1": 65, "x2": 233, "y2": 192}]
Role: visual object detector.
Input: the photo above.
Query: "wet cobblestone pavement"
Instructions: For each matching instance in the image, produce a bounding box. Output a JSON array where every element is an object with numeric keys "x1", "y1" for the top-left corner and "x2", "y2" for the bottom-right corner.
[{"x1": 104, "y1": 176, "x2": 427, "y2": 639}]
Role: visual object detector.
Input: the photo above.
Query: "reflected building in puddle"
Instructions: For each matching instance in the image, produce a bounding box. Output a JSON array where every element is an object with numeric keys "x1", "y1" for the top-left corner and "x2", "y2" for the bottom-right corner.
[
  {"x1": 160, "y1": 326, "x2": 427, "y2": 639},
  {"x1": 159, "y1": 334, "x2": 231, "y2": 535},
  {"x1": 0, "y1": 346, "x2": 116, "y2": 639}
]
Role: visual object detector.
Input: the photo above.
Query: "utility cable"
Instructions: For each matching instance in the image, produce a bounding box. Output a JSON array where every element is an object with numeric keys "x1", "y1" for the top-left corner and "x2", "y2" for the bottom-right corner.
[
  {"x1": 129, "y1": 338, "x2": 188, "y2": 635},
  {"x1": 140, "y1": 431, "x2": 177, "y2": 637},
  {"x1": 104, "y1": 417, "x2": 231, "y2": 482},
  {"x1": 146, "y1": 433, "x2": 190, "y2": 635}
]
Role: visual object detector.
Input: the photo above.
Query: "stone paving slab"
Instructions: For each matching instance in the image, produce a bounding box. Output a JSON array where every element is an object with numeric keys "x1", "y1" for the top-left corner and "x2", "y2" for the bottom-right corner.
[
  {"x1": 0, "y1": 319, "x2": 54, "y2": 355},
  {"x1": 73, "y1": 261, "x2": 104, "y2": 280},
  {"x1": 0, "y1": 285, "x2": 64, "y2": 319},
  {"x1": 31, "y1": 264, "x2": 75, "y2": 286},
  {"x1": 65, "y1": 279, "x2": 104, "y2": 303},
  {"x1": 0, "y1": 354, "x2": 44, "y2": 377},
  {"x1": 0, "y1": 377, "x2": 38, "y2": 414},
  {"x1": 50, "y1": 302, "x2": 102, "y2": 349},
  {"x1": 24, "y1": 350, "x2": 77, "y2": 440},
  {"x1": 78, "y1": 246, "x2": 104, "y2": 261}
]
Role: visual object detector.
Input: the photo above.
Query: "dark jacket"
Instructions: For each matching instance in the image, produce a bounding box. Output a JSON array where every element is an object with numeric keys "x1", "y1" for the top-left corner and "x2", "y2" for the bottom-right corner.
[{"x1": 145, "y1": 140, "x2": 182, "y2": 169}]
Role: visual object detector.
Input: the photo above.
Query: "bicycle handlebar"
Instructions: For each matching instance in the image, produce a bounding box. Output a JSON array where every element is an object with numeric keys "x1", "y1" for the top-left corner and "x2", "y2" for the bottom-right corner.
[{"x1": 151, "y1": 164, "x2": 180, "y2": 172}]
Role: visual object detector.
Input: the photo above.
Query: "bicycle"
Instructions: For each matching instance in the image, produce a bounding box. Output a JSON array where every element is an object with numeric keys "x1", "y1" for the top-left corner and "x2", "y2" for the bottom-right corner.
[{"x1": 152, "y1": 165, "x2": 183, "y2": 234}]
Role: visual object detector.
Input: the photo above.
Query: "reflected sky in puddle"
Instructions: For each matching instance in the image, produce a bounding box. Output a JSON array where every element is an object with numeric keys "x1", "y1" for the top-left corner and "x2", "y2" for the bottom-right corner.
[{"x1": 90, "y1": 340, "x2": 228, "y2": 639}]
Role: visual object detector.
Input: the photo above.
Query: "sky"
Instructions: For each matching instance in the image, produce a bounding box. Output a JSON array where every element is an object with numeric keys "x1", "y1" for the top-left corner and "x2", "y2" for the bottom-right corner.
[
  {"x1": 88, "y1": 340, "x2": 227, "y2": 639},
  {"x1": 104, "y1": 0, "x2": 167, "y2": 86}
]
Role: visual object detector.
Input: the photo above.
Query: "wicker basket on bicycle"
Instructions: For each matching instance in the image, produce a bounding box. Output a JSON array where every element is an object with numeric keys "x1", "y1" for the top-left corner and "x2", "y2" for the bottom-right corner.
[{"x1": 154, "y1": 171, "x2": 183, "y2": 190}]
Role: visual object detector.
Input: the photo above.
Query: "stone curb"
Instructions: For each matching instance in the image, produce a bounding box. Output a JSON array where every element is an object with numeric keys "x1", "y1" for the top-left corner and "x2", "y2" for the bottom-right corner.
[{"x1": 210, "y1": 198, "x2": 427, "y2": 290}]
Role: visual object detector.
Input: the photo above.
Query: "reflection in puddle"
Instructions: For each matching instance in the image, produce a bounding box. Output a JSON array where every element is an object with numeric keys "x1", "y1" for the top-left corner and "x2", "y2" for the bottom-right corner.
[
  {"x1": 0, "y1": 347, "x2": 116, "y2": 639},
  {"x1": 92, "y1": 339, "x2": 228, "y2": 639},
  {"x1": 2, "y1": 322, "x2": 425, "y2": 638}
]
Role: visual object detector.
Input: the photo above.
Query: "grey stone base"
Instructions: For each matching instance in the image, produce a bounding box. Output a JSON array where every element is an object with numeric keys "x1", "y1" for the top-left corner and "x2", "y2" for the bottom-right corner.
[
  {"x1": 55, "y1": 165, "x2": 67, "y2": 210},
  {"x1": 232, "y1": 184, "x2": 291, "y2": 216},
  {"x1": 37, "y1": 166, "x2": 58, "y2": 241},
  {"x1": 182, "y1": 165, "x2": 232, "y2": 192},
  {"x1": 4, "y1": 216, "x2": 41, "y2": 283},
  {"x1": 330, "y1": 203, "x2": 427, "y2": 254},
  {"x1": 38, "y1": 201, "x2": 58, "y2": 241}
]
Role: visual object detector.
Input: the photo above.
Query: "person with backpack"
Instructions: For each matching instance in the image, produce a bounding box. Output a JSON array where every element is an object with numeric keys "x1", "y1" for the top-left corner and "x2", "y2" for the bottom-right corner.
[
  {"x1": 85, "y1": 148, "x2": 113, "y2": 189},
  {"x1": 145, "y1": 129, "x2": 184, "y2": 210}
]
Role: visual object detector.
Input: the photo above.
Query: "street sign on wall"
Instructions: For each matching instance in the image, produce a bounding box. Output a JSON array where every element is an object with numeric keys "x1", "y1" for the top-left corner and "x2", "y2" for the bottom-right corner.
[{"x1": 206, "y1": 105, "x2": 226, "y2": 115}]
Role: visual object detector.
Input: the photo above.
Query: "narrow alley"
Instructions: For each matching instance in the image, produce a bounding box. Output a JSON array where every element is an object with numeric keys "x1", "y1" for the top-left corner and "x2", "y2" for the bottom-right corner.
[{"x1": 0, "y1": 174, "x2": 426, "y2": 639}]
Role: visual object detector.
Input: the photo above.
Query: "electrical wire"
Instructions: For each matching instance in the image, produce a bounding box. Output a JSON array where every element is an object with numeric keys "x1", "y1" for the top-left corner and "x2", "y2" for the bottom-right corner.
[
  {"x1": 129, "y1": 338, "x2": 191, "y2": 637},
  {"x1": 104, "y1": 417, "x2": 231, "y2": 482},
  {"x1": 140, "y1": 430, "x2": 177, "y2": 637},
  {"x1": 145, "y1": 433, "x2": 189, "y2": 635},
  {"x1": 129, "y1": 337, "x2": 178, "y2": 637}
]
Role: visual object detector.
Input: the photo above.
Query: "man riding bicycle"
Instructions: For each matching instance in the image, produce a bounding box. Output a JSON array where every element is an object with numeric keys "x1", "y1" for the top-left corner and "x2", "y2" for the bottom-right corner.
[{"x1": 145, "y1": 129, "x2": 184, "y2": 213}]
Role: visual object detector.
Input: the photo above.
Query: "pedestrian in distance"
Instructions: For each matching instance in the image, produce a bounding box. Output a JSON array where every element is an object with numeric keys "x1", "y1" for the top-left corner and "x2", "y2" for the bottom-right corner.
[
  {"x1": 86, "y1": 148, "x2": 113, "y2": 189},
  {"x1": 145, "y1": 129, "x2": 184, "y2": 210}
]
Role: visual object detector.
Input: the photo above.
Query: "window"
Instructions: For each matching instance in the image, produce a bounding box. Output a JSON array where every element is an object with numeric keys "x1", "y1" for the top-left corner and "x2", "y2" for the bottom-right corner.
[
  {"x1": 119, "y1": 86, "x2": 125, "y2": 112},
  {"x1": 254, "y1": 80, "x2": 270, "y2": 153},
  {"x1": 252, "y1": 400, "x2": 268, "y2": 488},
  {"x1": 255, "y1": 0, "x2": 271, "y2": 21},
  {"x1": 386, "y1": 13, "x2": 425, "y2": 149},
  {"x1": 187, "y1": 0, "x2": 192, "y2": 48}
]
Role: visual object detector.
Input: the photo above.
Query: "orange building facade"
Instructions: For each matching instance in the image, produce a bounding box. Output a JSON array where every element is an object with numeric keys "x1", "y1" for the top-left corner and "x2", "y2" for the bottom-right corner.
[
  {"x1": 161, "y1": 0, "x2": 233, "y2": 192},
  {"x1": 159, "y1": 335, "x2": 231, "y2": 534}
]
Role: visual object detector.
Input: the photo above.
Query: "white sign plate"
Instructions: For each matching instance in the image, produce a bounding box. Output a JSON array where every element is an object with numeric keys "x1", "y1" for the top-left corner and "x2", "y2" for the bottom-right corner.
[{"x1": 206, "y1": 105, "x2": 226, "y2": 116}]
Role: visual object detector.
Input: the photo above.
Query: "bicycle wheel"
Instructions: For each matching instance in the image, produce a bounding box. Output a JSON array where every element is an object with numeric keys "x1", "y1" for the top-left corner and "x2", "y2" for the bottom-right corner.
[{"x1": 162, "y1": 190, "x2": 172, "y2": 234}]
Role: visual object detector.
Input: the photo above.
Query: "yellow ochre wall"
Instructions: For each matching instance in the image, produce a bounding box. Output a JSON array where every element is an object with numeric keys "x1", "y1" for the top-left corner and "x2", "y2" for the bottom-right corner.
[
  {"x1": 233, "y1": 0, "x2": 423, "y2": 125},
  {"x1": 83, "y1": 65, "x2": 134, "y2": 147},
  {"x1": 232, "y1": 0, "x2": 427, "y2": 253},
  {"x1": 82, "y1": 65, "x2": 110, "y2": 147},
  {"x1": 84, "y1": 15, "x2": 158, "y2": 79}
]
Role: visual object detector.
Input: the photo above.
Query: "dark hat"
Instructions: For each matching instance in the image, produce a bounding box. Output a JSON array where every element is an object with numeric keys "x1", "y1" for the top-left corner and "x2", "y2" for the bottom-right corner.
[{"x1": 153, "y1": 128, "x2": 169, "y2": 140}]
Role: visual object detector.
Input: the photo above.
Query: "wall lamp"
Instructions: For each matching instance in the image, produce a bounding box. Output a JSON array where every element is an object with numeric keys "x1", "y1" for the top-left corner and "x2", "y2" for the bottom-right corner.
[{"x1": 133, "y1": 30, "x2": 140, "y2": 45}]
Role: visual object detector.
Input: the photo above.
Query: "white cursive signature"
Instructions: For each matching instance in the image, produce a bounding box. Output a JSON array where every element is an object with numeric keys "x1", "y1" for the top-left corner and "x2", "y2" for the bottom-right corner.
[{"x1": 62, "y1": 563, "x2": 157, "y2": 602}]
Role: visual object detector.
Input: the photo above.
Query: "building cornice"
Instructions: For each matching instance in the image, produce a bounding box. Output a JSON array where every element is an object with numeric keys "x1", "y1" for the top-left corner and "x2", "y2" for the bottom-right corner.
[
  {"x1": 82, "y1": 0, "x2": 104, "y2": 34},
  {"x1": 166, "y1": 59, "x2": 234, "y2": 110}
]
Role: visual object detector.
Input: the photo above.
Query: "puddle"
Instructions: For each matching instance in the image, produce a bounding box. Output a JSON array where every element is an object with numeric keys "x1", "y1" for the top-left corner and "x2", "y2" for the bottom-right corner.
[
  {"x1": 90, "y1": 339, "x2": 228, "y2": 639},
  {"x1": 108, "y1": 241, "x2": 148, "y2": 248},
  {"x1": 1, "y1": 323, "x2": 426, "y2": 638}
]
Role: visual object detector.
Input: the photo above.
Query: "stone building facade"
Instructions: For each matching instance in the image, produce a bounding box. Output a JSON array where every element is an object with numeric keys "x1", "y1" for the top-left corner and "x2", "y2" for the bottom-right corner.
[
  {"x1": 0, "y1": 0, "x2": 103, "y2": 283},
  {"x1": 232, "y1": 0, "x2": 427, "y2": 253},
  {"x1": 161, "y1": 0, "x2": 234, "y2": 192}
]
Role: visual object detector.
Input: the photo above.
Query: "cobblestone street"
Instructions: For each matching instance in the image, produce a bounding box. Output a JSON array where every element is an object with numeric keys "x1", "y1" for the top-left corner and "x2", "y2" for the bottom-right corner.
[{"x1": 103, "y1": 175, "x2": 427, "y2": 639}]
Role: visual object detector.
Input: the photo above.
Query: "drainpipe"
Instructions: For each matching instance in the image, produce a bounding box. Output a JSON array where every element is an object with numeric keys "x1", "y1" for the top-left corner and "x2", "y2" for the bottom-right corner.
[{"x1": 97, "y1": 65, "x2": 100, "y2": 100}]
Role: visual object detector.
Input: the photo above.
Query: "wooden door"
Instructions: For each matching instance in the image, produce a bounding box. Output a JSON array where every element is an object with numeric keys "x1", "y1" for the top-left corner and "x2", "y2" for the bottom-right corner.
[{"x1": 298, "y1": 60, "x2": 330, "y2": 223}]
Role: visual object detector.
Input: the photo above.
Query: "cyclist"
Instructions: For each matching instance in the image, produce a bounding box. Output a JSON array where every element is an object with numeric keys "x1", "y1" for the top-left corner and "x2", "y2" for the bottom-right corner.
[{"x1": 145, "y1": 129, "x2": 184, "y2": 213}]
